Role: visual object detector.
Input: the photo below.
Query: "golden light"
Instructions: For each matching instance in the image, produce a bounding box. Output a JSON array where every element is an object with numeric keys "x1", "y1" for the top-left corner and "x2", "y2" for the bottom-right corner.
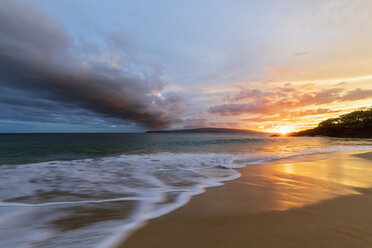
[{"x1": 275, "y1": 125, "x2": 293, "y2": 135}]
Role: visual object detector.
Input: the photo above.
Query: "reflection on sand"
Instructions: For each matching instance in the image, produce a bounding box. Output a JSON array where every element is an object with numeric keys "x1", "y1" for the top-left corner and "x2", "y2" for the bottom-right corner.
[{"x1": 244, "y1": 151, "x2": 372, "y2": 211}]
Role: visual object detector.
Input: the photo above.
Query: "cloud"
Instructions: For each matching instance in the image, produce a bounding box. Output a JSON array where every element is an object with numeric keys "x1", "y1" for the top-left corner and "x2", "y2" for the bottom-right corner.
[
  {"x1": 294, "y1": 51, "x2": 309, "y2": 56},
  {"x1": 0, "y1": 0, "x2": 186, "y2": 129},
  {"x1": 0, "y1": 87, "x2": 126, "y2": 127},
  {"x1": 209, "y1": 84, "x2": 372, "y2": 116},
  {"x1": 289, "y1": 108, "x2": 340, "y2": 117},
  {"x1": 342, "y1": 88, "x2": 372, "y2": 102},
  {"x1": 240, "y1": 108, "x2": 340, "y2": 122}
]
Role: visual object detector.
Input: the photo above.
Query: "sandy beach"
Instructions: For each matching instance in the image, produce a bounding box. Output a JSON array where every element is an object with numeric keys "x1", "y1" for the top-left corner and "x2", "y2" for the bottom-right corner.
[{"x1": 120, "y1": 151, "x2": 372, "y2": 248}]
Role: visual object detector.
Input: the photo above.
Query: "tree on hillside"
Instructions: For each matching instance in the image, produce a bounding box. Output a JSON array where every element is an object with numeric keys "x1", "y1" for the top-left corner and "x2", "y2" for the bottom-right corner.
[
  {"x1": 290, "y1": 107, "x2": 372, "y2": 138},
  {"x1": 318, "y1": 108, "x2": 372, "y2": 129}
]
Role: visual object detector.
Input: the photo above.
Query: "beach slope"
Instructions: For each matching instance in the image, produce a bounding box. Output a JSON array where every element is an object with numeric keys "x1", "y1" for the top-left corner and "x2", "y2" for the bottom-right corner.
[{"x1": 120, "y1": 151, "x2": 372, "y2": 248}]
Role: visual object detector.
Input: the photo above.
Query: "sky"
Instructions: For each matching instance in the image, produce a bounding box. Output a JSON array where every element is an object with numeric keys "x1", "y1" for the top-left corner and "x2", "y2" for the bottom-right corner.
[{"x1": 1, "y1": 0, "x2": 372, "y2": 133}]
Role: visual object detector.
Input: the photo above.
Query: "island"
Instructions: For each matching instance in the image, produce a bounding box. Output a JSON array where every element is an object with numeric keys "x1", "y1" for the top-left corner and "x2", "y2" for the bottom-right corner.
[
  {"x1": 289, "y1": 108, "x2": 372, "y2": 138},
  {"x1": 146, "y1": 127, "x2": 262, "y2": 134}
]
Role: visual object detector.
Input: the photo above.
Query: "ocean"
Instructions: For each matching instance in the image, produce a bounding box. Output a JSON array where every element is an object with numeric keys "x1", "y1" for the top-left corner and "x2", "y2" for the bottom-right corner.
[{"x1": 1, "y1": 133, "x2": 372, "y2": 248}]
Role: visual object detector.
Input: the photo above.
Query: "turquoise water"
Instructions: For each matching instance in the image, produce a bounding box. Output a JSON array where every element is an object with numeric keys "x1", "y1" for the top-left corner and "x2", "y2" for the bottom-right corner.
[{"x1": 1, "y1": 133, "x2": 372, "y2": 248}]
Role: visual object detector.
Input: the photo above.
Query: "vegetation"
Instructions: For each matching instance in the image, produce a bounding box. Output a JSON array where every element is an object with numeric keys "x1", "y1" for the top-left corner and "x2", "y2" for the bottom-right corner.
[{"x1": 290, "y1": 108, "x2": 372, "y2": 138}]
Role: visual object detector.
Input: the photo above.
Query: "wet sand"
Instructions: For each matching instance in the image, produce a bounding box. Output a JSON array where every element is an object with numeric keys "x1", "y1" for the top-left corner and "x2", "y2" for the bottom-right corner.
[{"x1": 120, "y1": 151, "x2": 372, "y2": 248}]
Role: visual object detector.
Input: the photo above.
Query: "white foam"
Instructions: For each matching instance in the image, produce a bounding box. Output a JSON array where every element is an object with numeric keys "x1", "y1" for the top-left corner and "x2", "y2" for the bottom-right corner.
[{"x1": 0, "y1": 153, "x2": 240, "y2": 248}]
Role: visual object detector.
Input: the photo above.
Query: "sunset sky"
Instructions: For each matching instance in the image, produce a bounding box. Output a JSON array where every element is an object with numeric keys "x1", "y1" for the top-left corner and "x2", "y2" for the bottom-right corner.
[{"x1": 1, "y1": 0, "x2": 372, "y2": 133}]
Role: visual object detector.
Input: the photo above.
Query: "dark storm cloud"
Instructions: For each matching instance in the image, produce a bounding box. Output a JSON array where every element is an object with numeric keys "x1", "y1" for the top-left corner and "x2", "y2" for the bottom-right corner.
[
  {"x1": 0, "y1": 0, "x2": 186, "y2": 128},
  {"x1": 0, "y1": 87, "x2": 129, "y2": 127}
]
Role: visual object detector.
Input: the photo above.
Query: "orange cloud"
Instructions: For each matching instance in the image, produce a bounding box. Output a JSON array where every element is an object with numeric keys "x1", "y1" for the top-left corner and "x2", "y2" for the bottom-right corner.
[{"x1": 209, "y1": 85, "x2": 372, "y2": 117}]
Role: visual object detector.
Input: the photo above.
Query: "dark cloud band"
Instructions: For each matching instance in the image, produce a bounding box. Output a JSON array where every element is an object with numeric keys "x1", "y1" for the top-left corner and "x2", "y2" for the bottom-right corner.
[{"x1": 0, "y1": 0, "x2": 185, "y2": 129}]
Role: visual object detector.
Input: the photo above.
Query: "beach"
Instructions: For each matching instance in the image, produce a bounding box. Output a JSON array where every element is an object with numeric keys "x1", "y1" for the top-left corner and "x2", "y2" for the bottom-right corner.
[{"x1": 120, "y1": 151, "x2": 372, "y2": 248}]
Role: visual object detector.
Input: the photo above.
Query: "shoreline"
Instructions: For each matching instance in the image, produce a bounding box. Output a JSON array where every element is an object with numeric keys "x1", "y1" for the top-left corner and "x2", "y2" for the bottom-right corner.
[{"x1": 120, "y1": 150, "x2": 372, "y2": 248}]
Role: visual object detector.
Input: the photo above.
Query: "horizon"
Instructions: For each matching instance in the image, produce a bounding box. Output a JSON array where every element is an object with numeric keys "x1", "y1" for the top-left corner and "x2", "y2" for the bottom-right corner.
[
  {"x1": 1, "y1": 0, "x2": 372, "y2": 133},
  {"x1": 0, "y1": 126, "x2": 269, "y2": 134}
]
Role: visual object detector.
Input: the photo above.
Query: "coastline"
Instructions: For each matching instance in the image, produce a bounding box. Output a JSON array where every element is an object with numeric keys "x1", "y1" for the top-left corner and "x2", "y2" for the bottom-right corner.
[{"x1": 120, "y1": 151, "x2": 372, "y2": 248}]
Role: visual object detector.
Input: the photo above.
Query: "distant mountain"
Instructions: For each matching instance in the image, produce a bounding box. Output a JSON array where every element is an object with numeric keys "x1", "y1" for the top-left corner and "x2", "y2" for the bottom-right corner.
[
  {"x1": 146, "y1": 127, "x2": 262, "y2": 134},
  {"x1": 289, "y1": 107, "x2": 372, "y2": 138}
]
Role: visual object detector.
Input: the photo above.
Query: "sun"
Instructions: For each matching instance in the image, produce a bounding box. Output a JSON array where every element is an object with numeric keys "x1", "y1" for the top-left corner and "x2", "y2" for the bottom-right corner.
[
  {"x1": 266, "y1": 125, "x2": 294, "y2": 135},
  {"x1": 275, "y1": 126, "x2": 293, "y2": 135}
]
